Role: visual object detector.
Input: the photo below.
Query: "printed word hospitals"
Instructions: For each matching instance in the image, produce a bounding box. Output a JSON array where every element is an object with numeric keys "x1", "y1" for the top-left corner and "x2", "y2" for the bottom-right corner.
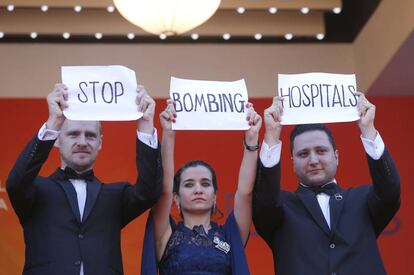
[{"x1": 280, "y1": 84, "x2": 358, "y2": 108}]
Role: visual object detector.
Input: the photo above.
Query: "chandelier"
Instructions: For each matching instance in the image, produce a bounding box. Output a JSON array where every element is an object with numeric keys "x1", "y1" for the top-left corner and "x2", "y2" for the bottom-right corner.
[{"x1": 113, "y1": 0, "x2": 221, "y2": 36}]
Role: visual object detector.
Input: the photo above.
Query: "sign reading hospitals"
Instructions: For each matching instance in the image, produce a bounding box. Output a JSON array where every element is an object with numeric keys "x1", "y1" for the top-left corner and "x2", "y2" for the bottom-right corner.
[
  {"x1": 170, "y1": 77, "x2": 249, "y2": 130},
  {"x1": 278, "y1": 73, "x2": 360, "y2": 125},
  {"x1": 61, "y1": 65, "x2": 143, "y2": 121}
]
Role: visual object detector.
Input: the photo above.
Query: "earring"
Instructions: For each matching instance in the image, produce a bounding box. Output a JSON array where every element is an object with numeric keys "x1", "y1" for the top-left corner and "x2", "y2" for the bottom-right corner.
[{"x1": 212, "y1": 201, "x2": 216, "y2": 214}]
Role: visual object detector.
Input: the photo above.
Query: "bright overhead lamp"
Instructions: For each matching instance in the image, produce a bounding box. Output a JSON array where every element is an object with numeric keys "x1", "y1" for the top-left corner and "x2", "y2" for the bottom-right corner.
[
  {"x1": 300, "y1": 7, "x2": 310, "y2": 14},
  {"x1": 333, "y1": 7, "x2": 342, "y2": 14},
  {"x1": 316, "y1": 33, "x2": 325, "y2": 40},
  {"x1": 74, "y1": 5, "x2": 82, "y2": 13},
  {"x1": 268, "y1": 7, "x2": 278, "y2": 14},
  {"x1": 159, "y1": 33, "x2": 167, "y2": 40},
  {"x1": 236, "y1": 7, "x2": 245, "y2": 14},
  {"x1": 107, "y1": 6, "x2": 116, "y2": 13},
  {"x1": 113, "y1": 0, "x2": 221, "y2": 36},
  {"x1": 254, "y1": 33, "x2": 262, "y2": 40},
  {"x1": 222, "y1": 33, "x2": 231, "y2": 40},
  {"x1": 63, "y1": 32, "x2": 71, "y2": 39},
  {"x1": 284, "y1": 33, "x2": 293, "y2": 40}
]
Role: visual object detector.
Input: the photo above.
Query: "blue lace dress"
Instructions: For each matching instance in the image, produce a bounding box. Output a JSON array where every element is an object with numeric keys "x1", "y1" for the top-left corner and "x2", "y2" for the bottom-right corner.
[
  {"x1": 141, "y1": 212, "x2": 250, "y2": 275},
  {"x1": 159, "y1": 222, "x2": 231, "y2": 275}
]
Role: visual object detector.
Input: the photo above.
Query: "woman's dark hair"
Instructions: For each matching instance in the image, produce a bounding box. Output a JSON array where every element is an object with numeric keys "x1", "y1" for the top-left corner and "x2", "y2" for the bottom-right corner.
[
  {"x1": 173, "y1": 160, "x2": 218, "y2": 193},
  {"x1": 290, "y1": 123, "x2": 336, "y2": 154}
]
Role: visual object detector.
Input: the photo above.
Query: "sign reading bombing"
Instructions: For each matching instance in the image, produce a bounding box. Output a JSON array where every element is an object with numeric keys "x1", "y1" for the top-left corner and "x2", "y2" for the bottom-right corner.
[
  {"x1": 170, "y1": 77, "x2": 249, "y2": 130},
  {"x1": 278, "y1": 73, "x2": 360, "y2": 125}
]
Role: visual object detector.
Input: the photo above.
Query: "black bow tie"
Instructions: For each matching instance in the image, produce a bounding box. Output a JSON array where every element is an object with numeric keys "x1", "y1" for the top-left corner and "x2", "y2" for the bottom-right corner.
[
  {"x1": 64, "y1": 167, "x2": 94, "y2": 181},
  {"x1": 302, "y1": 182, "x2": 338, "y2": 196}
]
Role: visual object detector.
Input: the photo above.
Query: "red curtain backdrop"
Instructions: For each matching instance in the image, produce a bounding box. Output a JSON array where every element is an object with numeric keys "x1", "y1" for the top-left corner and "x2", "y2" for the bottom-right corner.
[{"x1": 0, "y1": 97, "x2": 412, "y2": 274}]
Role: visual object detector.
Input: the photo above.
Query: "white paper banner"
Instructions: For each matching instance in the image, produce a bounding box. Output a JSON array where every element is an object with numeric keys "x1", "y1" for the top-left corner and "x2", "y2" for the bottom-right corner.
[
  {"x1": 278, "y1": 72, "x2": 359, "y2": 125},
  {"x1": 170, "y1": 77, "x2": 249, "y2": 130},
  {"x1": 61, "y1": 65, "x2": 142, "y2": 121}
]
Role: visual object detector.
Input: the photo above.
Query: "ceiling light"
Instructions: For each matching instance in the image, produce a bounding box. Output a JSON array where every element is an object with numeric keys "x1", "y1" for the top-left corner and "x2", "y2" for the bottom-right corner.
[
  {"x1": 30, "y1": 32, "x2": 38, "y2": 39},
  {"x1": 300, "y1": 7, "x2": 310, "y2": 14},
  {"x1": 236, "y1": 7, "x2": 245, "y2": 14},
  {"x1": 40, "y1": 5, "x2": 48, "y2": 12},
  {"x1": 107, "y1": 6, "x2": 115, "y2": 13},
  {"x1": 223, "y1": 33, "x2": 231, "y2": 40},
  {"x1": 0, "y1": 32, "x2": 4, "y2": 39},
  {"x1": 95, "y1": 33, "x2": 103, "y2": 39},
  {"x1": 74, "y1": 5, "x2": 82, "y2": 13},
  {"x1": 316, "y1": 33, "x2": 325, "y2": 40},
  {"x1": 113, "y1": 0, "x2": 221, "y2": 36},
  {"x1": 7, "y1": 5, "x2": 15, "y2": 12},
  {"x1": 63, "y1": 32, "x2": 71, "y2": 39},
  {"x1": 284, "y1": 33, "x2": 293, "y2": 40},
  {"x1": 268, "y1": 7, "x2": 277, "y2": 14},
  {"x1": 333, "y1": 7, "x2": 342, "y2": 14},
  {"x1": 159, "y1": 33, "x2": 167, "y2": 40},
  {"x1": 254, "y1": 33, "x2": 262, "y2": 40},
  {"x1": 191, "y1": 33, "x2": 199, "y2": 40},
  {"x1": 127, "y1": 33, "x2": 135, "y2": 40}
]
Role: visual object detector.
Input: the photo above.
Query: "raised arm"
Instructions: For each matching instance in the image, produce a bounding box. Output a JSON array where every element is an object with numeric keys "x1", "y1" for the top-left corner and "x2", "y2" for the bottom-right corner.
[
  {"x1": 252, "y1": 96, "x2": 284, "y2": 246},
  {"x1": 6, "y1": 84, "x2": 68, "y2": 222},
  {"x1": 122, "y1": 86, "x2": 163, "y2": 225},
  {"x1": 152, "y1": 100, "x2": 176, "y2": 261},
  {"x1": 234, "y1": 103, "x2": 262, "y2": 245},
  {"x1": 355, "y1": 92, "x2": 401, "y2": 235}
]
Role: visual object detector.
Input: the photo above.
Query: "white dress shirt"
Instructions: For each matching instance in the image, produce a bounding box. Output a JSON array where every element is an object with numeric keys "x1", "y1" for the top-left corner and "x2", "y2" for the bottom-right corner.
[
  {"x1": 259, "y1": 132, "x2": 385, "y2": 228},
  {"x1": 38, "y1": 123, "x2": 158, "y2": 275}
]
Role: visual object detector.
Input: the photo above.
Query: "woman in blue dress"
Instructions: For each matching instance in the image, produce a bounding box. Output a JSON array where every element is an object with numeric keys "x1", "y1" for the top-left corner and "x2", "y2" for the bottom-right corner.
[{"x1": 142, "y1": 100, "x2": 261, "y2": 275}]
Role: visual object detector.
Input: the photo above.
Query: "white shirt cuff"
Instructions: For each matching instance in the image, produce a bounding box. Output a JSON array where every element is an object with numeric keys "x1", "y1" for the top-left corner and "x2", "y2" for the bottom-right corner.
[
  {"x1": 259, "y1": 141, "x2": 282, "y2": 168},
  {"x1": 137, "y1": 128, "x2": 158, "y2": 149},
  {"x1": 38, "y1": 123, "x2": 60, "y2": 141},
  {"x1": 361, "y1": 131, "x2": 385, "y2": 160}
]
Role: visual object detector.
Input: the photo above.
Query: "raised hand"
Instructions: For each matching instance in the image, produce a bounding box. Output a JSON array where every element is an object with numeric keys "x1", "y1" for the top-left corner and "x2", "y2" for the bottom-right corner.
[
  {"x1": 46, "y1": 83, "x2": 68, "y2": 130},
  {"x1": 355, "y1": 91, "x2": 377, "y2": 140},
  {"x1": 159, "y1": 99, "x2": 176, "y2": 132},
  {"x1": 263, "y1": 96, "x2": 283, "y2": 146},
  {"x1": 245, "y1": 103, "x2": 262, "y2": 146},
  {"x1": 136, "y1": 85, "x2": 156, "y2": 134}
]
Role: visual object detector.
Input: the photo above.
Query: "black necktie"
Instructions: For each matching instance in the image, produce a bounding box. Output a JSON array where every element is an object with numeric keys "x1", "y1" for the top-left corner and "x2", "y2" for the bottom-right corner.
[
  {"x1": 64, "y1": 166, "x2": 94, "y2": 181},
  {"x1": 303, "y1": 182, "x2": 337, "y2": 196}
]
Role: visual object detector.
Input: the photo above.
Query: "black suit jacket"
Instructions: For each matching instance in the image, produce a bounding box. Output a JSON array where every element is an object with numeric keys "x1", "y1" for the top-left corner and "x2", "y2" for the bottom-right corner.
[
  {"x1": 7, "y1": 134, "x2": 162, "y2": 275},
  {"x1": 253, "y1": 148, "x2": 400, "y2": 275}
]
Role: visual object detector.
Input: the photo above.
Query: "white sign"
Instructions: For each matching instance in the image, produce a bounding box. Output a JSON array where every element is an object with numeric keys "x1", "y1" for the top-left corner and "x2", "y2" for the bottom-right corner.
[
  {"x1": 170, "y1": 77, "x2": 249, "y2": 130},
  {"x1": 278, "y1": 73, "x2": 359, "y2": 125},
  {"x1": 61, "y1": 65, "x2": 142, "y2": 121}
]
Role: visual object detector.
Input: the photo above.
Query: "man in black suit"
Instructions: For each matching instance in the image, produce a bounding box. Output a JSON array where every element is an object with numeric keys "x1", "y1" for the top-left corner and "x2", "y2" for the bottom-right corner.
[
  {"x1": 253, "y1": 92, "x2": 400, "y2": 275},
  {"x1": 7, "y1": 84, "x2": 163, "y2": 275}
]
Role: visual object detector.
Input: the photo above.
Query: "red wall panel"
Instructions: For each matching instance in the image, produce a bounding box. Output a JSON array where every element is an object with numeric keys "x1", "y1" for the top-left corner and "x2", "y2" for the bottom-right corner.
[{"x1": 0, "y1": 97, "x2": 412, "y2": 274}]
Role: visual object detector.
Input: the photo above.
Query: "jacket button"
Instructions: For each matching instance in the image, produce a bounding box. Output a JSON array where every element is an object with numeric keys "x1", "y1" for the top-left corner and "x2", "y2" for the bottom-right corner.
[
  {"x1": 74, "y1": 261, "x2": 81, "y2": 265},
  {"x1": 330, "y1": 243, "x2": 335, "y2": 249},
  {"x1": 78, "y1": 234, "x2": 84, "y2": 239},
  {"x1": 331, "y1": 272, "x2": 337, "y2": 275}
]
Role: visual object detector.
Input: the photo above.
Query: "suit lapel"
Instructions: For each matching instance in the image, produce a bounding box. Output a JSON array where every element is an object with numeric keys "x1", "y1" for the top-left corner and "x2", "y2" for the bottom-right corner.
[
  {"x1": 297, "y1": 192, "x2": 331, "y2": 236},
  {"x1": 50, "y1": 169, "x2": 82, "y2": 223},
  {"x1": 329, "y1": 187, "x2": 347, "y2": 234},
  {"x1": 82, "y1": 178, "x2": 101, "y2": 223}
]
